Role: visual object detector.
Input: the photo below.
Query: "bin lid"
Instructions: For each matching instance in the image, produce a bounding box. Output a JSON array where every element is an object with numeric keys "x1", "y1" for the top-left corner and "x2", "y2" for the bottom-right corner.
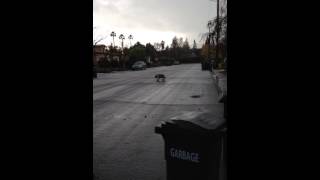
[
  {"x1": 170, "y1": 111, "x2": 225, "y2": 130},
  {"x1": 155, "y1": 111, "x2": 226, "y2": 135}
]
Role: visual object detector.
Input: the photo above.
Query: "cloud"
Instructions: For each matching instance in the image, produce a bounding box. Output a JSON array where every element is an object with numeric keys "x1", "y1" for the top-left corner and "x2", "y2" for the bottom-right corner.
[
  {"x1": 93, "y1": 0, "x2": 217, "y2": 46},
  {"x1": 93, "y1": 0, "x2": 120, "y2": 15}
]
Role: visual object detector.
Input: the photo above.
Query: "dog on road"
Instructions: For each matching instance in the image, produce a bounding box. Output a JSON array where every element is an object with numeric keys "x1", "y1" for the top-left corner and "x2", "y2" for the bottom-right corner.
[{"x1": 155, "y1": 74, "x2": 166, "y2": 82}]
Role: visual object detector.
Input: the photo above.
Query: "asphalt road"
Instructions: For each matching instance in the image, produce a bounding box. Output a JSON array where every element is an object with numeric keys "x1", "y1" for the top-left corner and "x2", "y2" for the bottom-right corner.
[{"x1": 93, "y1": 63, "x2": 224, "y2": 180}]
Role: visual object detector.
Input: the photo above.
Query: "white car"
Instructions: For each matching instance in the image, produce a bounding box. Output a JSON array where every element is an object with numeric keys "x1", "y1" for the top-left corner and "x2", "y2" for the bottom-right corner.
[{"x1": 132, "y1": 61, "x2": 147, "y2": 70}]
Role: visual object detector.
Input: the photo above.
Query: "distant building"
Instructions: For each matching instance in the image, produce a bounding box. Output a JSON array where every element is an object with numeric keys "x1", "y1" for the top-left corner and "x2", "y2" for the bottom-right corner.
[{"x1": 93, "y1": 45, "x2": 107, "y2": 66}]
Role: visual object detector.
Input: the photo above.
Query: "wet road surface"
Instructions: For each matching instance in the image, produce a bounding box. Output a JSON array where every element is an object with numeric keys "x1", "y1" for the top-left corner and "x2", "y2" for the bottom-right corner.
[{"x1": 93, "y1": 64, "x2": 224, "y2": 180}]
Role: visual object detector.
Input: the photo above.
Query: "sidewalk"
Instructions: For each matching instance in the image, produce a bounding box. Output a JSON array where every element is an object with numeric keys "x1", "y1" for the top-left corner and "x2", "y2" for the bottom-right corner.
[{"x1": 212, "y1": 69, "x2": 227, "y2": 180}]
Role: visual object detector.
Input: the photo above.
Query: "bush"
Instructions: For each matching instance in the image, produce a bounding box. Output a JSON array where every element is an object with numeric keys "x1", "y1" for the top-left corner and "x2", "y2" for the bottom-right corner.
[
  {"x1": 218, "y1": 63, "x2": 225, "y2": 69},
  {"x1": 96, "y1": 67, "x2": 112, "y2": 73},
  {"x1": 178, "y1": 56, "x2": 202, "y2": 63}
]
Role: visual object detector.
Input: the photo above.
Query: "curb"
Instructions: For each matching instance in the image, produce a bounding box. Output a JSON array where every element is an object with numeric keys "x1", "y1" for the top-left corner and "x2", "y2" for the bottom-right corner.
[
  {"x1": 212, "y1": 74, "x2": 221, "y2": 95},
  {"x1": 212, "y1": 71, "x2": 227, "y2": 97},
  {"x1": 211, "y1": 70, "x2": 227, "y2": 120}
]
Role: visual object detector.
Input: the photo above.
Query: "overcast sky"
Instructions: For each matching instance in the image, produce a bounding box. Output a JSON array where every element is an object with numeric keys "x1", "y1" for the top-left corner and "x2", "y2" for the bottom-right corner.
[{"x1": 93, "y1": 0, "x2": 217, "y2": 48}]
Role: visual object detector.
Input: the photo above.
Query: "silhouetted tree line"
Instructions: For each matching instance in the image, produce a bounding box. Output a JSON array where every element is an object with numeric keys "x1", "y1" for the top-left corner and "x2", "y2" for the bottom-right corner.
[{"x1": 94, "y1": 36, "x2": 203, "y2": 72}]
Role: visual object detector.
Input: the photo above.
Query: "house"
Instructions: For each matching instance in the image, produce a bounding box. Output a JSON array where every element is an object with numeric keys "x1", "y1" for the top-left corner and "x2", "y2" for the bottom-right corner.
[{"x1": 93, "y1": 44, "x2": 107, "y2": 66}]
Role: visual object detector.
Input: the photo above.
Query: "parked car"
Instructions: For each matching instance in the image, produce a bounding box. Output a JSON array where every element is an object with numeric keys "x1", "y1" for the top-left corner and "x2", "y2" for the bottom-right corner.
[{"x1": 132, "y1": 61, "x2": 147, "y2": 70}]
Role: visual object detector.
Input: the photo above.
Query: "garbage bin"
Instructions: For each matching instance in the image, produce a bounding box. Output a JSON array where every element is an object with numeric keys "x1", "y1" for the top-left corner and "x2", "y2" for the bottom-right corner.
[{"x1": 155, "y1": 111, "x2": 226, "y2": 180}]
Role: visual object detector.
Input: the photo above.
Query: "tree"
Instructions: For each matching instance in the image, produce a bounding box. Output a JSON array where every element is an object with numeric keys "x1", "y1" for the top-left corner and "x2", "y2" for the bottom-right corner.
[
  {"x1": 164, "y1": 45, "x2": 170, "y2": 57},
  {"x1": 200, "y1": 43, "x2": 215, "y2": 59},
  {"x1": 178, "y1": 37, "x2": 184, "y2": 48},
  {"x1": 110, "y1": 31, "x2": 116, "y2": 47},
  {"x1": 153, "y1": 42, "x2": 162, "y2": 51},
  {"x1": 122, "y1": 47, "x2": 130, "y2": 68},
  {"x1": 171, "y1": 36, "x2": 178, "y2": 49},
  {"x1": 108, "y1": 45, "x2": 120, "y2": 56},
  {"x1": 171, "y1": 36, "x2": 179, "y2": 59},
  {"x1": 123, "y1": 47, "x2": 129, "y2": 55},
  {"x1": 118, "y1": 34, "x2": 126, "y2": 68},
  {"x1": 161, "y1": 40, "x2": 165, "y2": 50},
  {"x1": 132, "y1": 41, "x2": 145, "y2": 48},
  {"x1": 146, "y1": 43, "x2": 157, "y2": 60},
  {"x1": 119, "y1": 34, "x2": 125, "y2": 50},
  {"x1": 97, "y1": 56, "x2": 110, "y2": 71},
  {"x1": 207, "y1": 20, "x2": 216, "y2": 46},
  {"x1": 128, "y1": 42, "x2": 146, "y2": 65},
  {"x1": 93, "y1": 36, "x2": 107, "y2": 45},
  {"x1": 208, "y1": 0, "x2": 227, "y2": 67},
  {"x1": 181, "y1": 38, "x2": 191, "y2": 58},
  {"x1": 192, "y1": 40, "x2": 197, "y2": 50},
  {"x1": 183, "y1": 38, "x2": 190, "y2": 50},
  {"x1": 93, "y1": 27, "x2": 107, "y2": 45}
]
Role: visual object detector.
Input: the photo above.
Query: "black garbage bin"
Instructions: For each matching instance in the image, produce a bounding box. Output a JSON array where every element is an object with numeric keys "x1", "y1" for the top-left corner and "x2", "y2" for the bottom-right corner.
[{"x1": 155, "y1": 112, "x2": 226, "y2": 180}]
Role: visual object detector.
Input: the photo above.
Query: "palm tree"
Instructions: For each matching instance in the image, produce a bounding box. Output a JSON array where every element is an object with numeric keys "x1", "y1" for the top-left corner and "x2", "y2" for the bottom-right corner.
[
  {"x1": 110, "y1": 31, "x2": 116, "y2": 47},
  {"x1": 161, "y1": 40, "x2": 165, "y2": 50},
  {"x1": 128, "y1": 35, "x2": 133, "y2": 47},
  {"x1": 119, "y1": 34, "x2": 125, "y2": 50},
  {"x1": 119, "y1": 34, "x2": 126, "y2": 69}
]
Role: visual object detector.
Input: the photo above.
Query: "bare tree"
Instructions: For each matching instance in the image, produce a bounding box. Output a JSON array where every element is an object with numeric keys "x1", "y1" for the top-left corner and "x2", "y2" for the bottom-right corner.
[
  {"x1": 183, "y1": 38, "x2": 190, "y2": 49},
  {"x1": 94, "y1": 36, "x2": 107, "y2": 45},
  {"x1": 93, "y1": 27, "x2": 107, "y2": 45},
  {"x1": 209, "y1": 0, "x2": 227, "y2": 67}
]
